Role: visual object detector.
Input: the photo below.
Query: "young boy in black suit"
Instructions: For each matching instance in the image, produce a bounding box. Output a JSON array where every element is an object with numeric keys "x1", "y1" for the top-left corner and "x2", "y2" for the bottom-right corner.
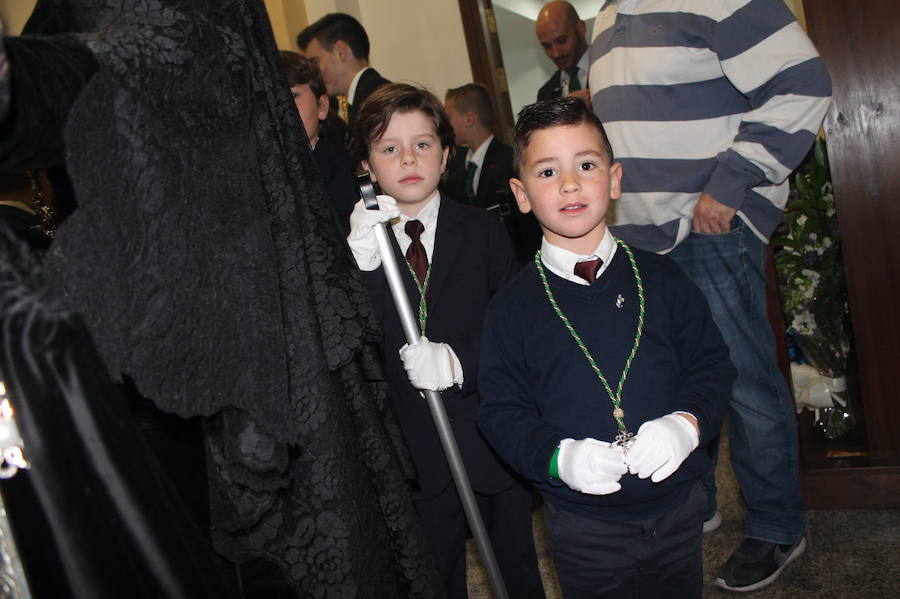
[
  {"x1": 477, "y1": 97, "x2": 736, "y2": 598},
  {"x1": 441, "y1": 83, "x2": 542, "y2": 264},
  {"x1": 347, "y1": 83, "x2": 545, "y2": 599}
]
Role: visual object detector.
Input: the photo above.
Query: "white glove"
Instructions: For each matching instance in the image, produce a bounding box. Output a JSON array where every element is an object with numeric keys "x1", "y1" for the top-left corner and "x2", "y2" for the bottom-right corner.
[
  {"x1": 626, "y1": 413, "x2": 700, "y2": 483},
  {"x1": 347, "y1": 194, "x2": 400, "y2": 271},
  {"x1": 557, "y1": 438, "x2": 628, "y2": 495},
  {"x1": 399, "y1": 336, "x2": 464, "y2": 391}
]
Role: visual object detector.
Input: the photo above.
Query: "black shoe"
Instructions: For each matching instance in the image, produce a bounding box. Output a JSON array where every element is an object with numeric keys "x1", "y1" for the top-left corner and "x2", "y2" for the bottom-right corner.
[{"x1": 715, "y1": 536, "x2": 806, "y2": 592}]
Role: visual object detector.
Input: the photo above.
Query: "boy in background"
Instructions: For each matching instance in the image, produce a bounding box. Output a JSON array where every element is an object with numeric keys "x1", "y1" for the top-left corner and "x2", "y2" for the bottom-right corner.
[
  {"x1": 441, "y1": 83, "x2": 541, "y2": 264},
  {"x1": 478, "y1": 97, "x2": 736, "y2": 598},
  {"x1": 346, "y1": 83, "x2": 545, "y2": 599},
  {"x1": 278, "y1": 50, "x2": 356, "y2": 233}
]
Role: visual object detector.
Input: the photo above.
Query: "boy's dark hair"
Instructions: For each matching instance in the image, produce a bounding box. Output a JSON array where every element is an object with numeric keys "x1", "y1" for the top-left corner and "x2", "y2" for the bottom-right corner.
[
  {"x1": 513, "y1": 97, "x2": 614, "y2": 169},
  {"x1": 351, "y1": 83, "x2": 455, "y2": 167},
  {"x1": 277, "y1": 50, "x2": 326, "y2": 99},
  {"x1": 445, "y1": 83, "x2": 494, "y2": 130},
  {"x1": 297, "y1": 13, "x2": 370, "y2": 61}
]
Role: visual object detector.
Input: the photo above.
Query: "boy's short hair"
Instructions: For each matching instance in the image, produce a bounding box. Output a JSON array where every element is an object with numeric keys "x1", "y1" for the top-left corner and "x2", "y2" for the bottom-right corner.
[
  {"x1": 277, "y1": 50, "x2": 326, "y2": 99},
  {"x1": 445, "y1": 83, "x2": 494, "y2": 130},
  {"x1": 513, "y1": 97, "x2": 614, "y2": 170},
  {"x1": 350, "y1": 83, "x2": 455, "y2": 167},
  {"x1": 297, "y1": 13, "x2": 370, "y2": 61}
]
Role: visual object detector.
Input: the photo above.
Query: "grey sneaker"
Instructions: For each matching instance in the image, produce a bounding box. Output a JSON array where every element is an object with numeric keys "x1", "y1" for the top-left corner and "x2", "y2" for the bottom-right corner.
[
  {"x1": 716, "y1": 536, "x2": 806, "y2": 592},
  {"x1": 703, "y1": 509, "x2": 722, "y2": 533}
]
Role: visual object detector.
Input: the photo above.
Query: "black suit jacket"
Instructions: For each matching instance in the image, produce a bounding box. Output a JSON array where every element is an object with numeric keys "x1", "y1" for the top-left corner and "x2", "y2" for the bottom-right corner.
[
  {"x1": 312, "y1": 137, "x2": 356, "y2": 235},
  {"x1": 363, "y1": 198, "x2": 520, "y2": 499},
  {"x1": 537, "y1": 69, "x2": 563, "y2": 101},
  {"x1": 348, "y1": 67, "x2": 391, "y2": 125},
  {"x1": 440, "y1": 139, "x2": 542, "y2": 264}
]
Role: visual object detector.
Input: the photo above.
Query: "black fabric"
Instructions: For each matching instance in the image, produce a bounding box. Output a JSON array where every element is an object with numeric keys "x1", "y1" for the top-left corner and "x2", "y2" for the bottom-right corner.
[
  {"x1": 347, "y1": 68, "x2": 390, "y2": 131},
  {"x1": 0, "y1": 35, "x2": 97, "y2": 171},
  {"x1": 0, "y1": 1, "x2": 442, "y2": 596},
  {"x1": 440, "y1": 139, "x2": 541, "y2": 264},
  {"x1": 543, "y1": 480, "x2": 705, "y2": 598},
  {"x1": 312, "y1": 136, "x2": 356, "y2": 236},
  {"x1": 0, "y1": 223, "x2": 233, "y2": 599},
  {"x1": 537, "y1": 70, "x2": 563, "y2": 102},
  {"x1": 362, "y1": 197, "x2": 542, "y2": 597},
  {"x1": 0, "y1": 205, "x2": 51, "y2": 253},
  {"x1": 362, "y1": 198, "x2": 521, "y2": 498}
]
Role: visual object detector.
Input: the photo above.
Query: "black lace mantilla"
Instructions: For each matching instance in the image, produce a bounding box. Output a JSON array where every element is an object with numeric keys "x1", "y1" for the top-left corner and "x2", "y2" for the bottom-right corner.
[{"x1": 15, "y1": 1, "x2": 441, "y2": 596}]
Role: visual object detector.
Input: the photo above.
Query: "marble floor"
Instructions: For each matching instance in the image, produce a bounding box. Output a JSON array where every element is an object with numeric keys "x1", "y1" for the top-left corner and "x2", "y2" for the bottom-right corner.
[{"x1": 465, "y1": 436, "x2": 900, "y2": 598}]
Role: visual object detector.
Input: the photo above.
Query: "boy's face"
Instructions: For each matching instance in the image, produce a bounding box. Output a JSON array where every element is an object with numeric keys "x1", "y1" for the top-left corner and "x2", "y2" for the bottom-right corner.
[
  {"x1": 362, "y1": 110, "x2": 449, "y2": 217},
  {"x1": 291, "y1": 84, "x2": 328, "y2": 146},
  {"x1": 510, "y1": 122, "x2": 622, "y2": 254}
]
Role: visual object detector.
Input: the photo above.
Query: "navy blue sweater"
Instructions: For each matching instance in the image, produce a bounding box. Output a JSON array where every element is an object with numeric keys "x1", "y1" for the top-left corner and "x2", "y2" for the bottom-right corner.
[{"x1": 477, "y1": 245, "x2": 735, "y2": 519}]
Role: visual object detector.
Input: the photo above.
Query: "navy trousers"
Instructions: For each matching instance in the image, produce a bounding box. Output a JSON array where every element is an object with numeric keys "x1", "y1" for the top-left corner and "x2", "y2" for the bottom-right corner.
[{"x1": 544, "y1": 481, "x2": 706, "y2": 599}]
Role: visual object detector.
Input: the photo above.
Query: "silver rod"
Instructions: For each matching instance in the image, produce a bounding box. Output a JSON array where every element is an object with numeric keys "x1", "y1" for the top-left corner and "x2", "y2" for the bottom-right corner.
[{"x1": 371, "y1": 222, "x2": 509, "y2": 599}]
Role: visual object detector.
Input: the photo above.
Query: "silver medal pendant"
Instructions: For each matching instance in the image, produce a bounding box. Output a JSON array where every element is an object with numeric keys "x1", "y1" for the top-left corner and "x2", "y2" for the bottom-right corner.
[{"x1": 613, "y1": 430, "x2": 634, "y2": 453}]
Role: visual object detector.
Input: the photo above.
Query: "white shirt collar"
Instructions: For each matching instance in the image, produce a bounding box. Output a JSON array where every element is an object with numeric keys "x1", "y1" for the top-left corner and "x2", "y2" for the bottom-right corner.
[
  {"x1": 465, "y1": 134, "x2": 494, "y2": 191},
  {"x1": 561, "y1": 51, "x2": 590, "y2": 94},
  {"x1": 539, "y1": 228, "x2": 618, "y2": 285},
  {"x1": 347, "y1": 66, "x2": 372, "y2": 106},
  {"x1": 391, "y1": 190, "x2": 441, "y2": 259}
]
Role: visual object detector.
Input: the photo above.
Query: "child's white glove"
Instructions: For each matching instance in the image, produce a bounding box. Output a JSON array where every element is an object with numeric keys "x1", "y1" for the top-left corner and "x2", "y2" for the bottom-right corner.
[
  {"x1": 347, "y1": 195, "x2": 400, "y2": 271},
  {"x1": 398, "y1": 336, "x2": 464, "y2": 391},
  {"x1": 557, "y1": 438, "x2": 628, "y2": 495},
  {"x1": 626, "y1": 413, "x2": 699, "y2": 483}
]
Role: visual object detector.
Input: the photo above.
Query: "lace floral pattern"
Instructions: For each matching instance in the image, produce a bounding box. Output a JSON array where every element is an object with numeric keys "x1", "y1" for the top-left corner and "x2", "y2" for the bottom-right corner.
[{"x1": 26, "y1": 0, "x2": 438, "y2": 595}]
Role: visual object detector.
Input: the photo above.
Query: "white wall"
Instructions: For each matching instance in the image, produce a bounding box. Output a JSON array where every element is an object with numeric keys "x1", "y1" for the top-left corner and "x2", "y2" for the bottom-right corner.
[
  {"x1": 493, "y1": 0, "x2": 594, "y2": 119},
  {"x1": 305, "y1": 0, "x2": 473, "y2": 100}
]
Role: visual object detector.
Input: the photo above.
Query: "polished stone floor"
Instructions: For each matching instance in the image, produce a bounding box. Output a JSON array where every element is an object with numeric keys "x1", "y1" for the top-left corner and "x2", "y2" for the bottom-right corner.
[{"x1": 466, "y1": 436, "x2": 900, "y2": 598}]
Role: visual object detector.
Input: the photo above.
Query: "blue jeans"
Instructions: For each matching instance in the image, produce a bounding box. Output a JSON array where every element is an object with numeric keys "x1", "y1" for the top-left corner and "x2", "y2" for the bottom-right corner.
[{"x1": 667, "y1": 219, "x2": 806, "y2": 545}]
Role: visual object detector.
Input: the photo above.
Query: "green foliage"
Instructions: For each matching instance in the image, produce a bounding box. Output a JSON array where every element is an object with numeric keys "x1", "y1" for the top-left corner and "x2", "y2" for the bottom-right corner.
[{"x1": 774, "y1": 138, "x2": 851, "y2": 378}]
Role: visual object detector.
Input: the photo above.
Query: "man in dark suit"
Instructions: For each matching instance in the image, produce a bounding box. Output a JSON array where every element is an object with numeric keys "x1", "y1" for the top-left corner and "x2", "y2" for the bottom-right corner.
[
  {"x1": 535, "y1": 1, "x2": 590, "y2": 103},
  {"x1": 442, "y1": 83, "x2": 541, "y2": 263},
  {"x1": 297, "y1": 13, "x2": 390, "y2": 137}
]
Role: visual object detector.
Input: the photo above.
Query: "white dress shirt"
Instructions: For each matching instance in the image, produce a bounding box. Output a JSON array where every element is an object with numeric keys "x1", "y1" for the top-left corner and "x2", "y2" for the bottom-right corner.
[
  {"x1": 539, "y1": 227, "x2": 618, "y2": 285},
  {"x1": 391, "y1": 190, "x2": 441, "y2": 262},
  {"x1": 465, "y1": 134, "x2": 494, "y2": 193}
]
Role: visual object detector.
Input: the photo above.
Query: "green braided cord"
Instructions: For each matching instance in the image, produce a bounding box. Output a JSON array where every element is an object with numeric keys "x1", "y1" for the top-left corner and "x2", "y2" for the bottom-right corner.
[
  {"x1": 405, "y1": 260, "x2": 431, "y2": 335},
  {"x1": 534, "y1": 238, "x2": 645, "y2": 436}
]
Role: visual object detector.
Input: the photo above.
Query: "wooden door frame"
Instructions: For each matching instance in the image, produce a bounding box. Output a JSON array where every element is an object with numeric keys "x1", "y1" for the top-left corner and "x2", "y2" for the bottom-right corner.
[{"x1": 456, "y1": 0, "x2": 515, "y2": 144}]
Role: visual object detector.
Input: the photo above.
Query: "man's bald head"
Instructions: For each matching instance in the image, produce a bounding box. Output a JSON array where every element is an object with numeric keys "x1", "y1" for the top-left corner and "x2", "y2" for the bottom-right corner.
[{"x1": 535, "y1": 0, "x2": 588, "y2": 72}]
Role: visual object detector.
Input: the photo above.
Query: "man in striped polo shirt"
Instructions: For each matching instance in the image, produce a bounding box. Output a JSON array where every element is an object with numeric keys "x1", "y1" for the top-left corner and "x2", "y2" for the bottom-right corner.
[{"x1": 589, "y1": 0, "x2": 831, "y2": 592}]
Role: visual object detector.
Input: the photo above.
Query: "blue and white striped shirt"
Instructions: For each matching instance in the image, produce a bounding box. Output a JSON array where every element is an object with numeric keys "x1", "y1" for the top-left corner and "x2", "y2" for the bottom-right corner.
[{"x1": 589, "y1": 0, "x2": 831, "y2": 252}]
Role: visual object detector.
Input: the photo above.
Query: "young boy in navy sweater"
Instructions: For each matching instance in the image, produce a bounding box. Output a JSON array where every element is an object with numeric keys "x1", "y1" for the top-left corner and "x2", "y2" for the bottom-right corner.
[
  {"x1": 477, "y1": 97, "x2": 736, "y2": 598},
  {"x1": 346, "y1": 83, "x2": 545, "y2": 599}
]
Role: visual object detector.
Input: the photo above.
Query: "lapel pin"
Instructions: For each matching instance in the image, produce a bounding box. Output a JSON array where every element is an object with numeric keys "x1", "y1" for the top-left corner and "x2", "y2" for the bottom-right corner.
[{"x1": 616, "y1": 294, "x2": 625, "y2": 309}]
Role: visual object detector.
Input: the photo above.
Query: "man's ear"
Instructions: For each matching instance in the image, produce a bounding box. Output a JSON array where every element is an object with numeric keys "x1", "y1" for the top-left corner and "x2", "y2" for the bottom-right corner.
[
  {"x1": 334, "y1": 39, "x2": 349, "y2": 62},
  {"x1": 577, "y1": 20, "x2": 587, "y2": 41},
  {"x1": 609, "y1": 162, "x2": 623, "y2": 200},
  {"x1": 464, "y1": 111, "x2": 476, "y2": 128},
  {"x1": 509, "y1": 178, "x2": 532, "y2": 214}
]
